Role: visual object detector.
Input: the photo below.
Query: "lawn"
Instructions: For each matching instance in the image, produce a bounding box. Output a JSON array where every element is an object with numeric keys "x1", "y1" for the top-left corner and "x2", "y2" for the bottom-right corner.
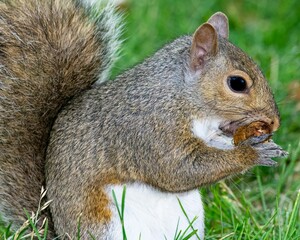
[{"x1": 1, "y1": 0, "x2": 299, "y2": 239}]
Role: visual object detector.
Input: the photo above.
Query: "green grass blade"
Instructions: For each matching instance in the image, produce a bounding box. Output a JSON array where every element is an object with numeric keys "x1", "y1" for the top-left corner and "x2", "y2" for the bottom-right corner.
[
  {"x1": 284, "y1": 190, "x2": 300, "y2": 239},
  {"x1": 112, "y1": 186, "x2": 127, "y2": 240},
  {"x1": 24, "y1": 209, "x2": 42, "y2": 240},
  {"x1": 76, "y1": 216, "x2": 81, "y2": 240},
  {"x1": 42, "y1": 219, "x2": 48, "y2": 240},
  {"x1": 173, "y1": 218, "x2": 181, "y2": 239},
  {"x1": 177, "y1": 198, "x2": 201, "y2": 240}
]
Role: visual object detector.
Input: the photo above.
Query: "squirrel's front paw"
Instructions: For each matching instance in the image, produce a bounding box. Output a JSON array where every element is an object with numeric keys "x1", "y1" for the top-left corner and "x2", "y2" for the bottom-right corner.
[{"x1": 240, "y1": 134, "x2": 288, "y2": 167}]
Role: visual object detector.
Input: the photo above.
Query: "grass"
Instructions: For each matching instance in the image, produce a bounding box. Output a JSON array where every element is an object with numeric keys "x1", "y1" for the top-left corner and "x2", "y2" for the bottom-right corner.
[
  {"x1": 112, "y1": 186, "x2": 128, "y2": 240},
  {"x1": 1, "y1": 0, "x2": 299, "y2": 239},
  {"x1": 0, "y1": 188, "x2": 51, "y2": 239}
]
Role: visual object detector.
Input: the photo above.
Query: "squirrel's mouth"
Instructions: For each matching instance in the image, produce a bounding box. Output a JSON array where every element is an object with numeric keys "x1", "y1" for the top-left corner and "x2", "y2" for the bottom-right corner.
[
  {"x1": 219, "y1": 121, "x2": 240, "y2": 137},
  {"x1": 219, "y1": 120, "x2": 273, "y2": 139}
]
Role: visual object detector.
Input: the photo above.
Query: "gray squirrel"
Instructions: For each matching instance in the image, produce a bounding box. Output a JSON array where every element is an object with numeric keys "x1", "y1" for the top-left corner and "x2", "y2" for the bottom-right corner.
[{"x1": 0, "y1": 0, "x2": 287, "y2": 239}]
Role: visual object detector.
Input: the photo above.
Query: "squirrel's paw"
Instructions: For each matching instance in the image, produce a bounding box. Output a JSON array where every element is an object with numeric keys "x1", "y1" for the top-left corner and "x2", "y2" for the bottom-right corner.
[{"x1": 240, "y1": 134, "x2": 288, "y2": 167}]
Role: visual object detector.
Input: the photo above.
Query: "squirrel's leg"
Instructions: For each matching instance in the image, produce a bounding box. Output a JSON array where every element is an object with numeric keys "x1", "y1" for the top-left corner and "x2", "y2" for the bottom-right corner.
[{"x1": 140, "y1": 135, "x2": 286, "y2": 192}]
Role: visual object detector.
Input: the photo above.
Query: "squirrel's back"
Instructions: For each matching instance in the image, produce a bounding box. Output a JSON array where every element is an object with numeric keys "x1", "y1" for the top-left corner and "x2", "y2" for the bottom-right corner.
[{"x1": 0, "y1": 0, "x2": 121, "y2": 234}]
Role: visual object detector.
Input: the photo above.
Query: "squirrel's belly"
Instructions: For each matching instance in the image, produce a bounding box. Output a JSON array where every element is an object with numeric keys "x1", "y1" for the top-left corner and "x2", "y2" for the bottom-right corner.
[{"x1": 105, "y1": 183, "x2": 204, "y2": 240}]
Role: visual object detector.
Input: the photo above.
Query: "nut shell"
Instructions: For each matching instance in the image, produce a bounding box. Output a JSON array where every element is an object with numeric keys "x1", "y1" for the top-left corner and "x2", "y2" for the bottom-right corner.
[{"x1": 233, "y1": 121, "x2": 271, "y2": 146}]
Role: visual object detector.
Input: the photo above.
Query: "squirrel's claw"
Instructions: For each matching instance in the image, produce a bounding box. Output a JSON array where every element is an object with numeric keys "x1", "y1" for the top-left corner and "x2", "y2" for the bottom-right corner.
[
  {"x1": 253, "y1": 141, "x2": 288, "y2": 167},
  {"x1": 257, "y1": 158, "x2": 278, "y2": 167},
  {"x1": 239, "y1": 133, "x2": 272, "y2": 146}
]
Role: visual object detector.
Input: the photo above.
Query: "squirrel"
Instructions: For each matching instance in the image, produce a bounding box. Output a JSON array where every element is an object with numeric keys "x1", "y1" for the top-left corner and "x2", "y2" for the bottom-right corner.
[{"x1": 0, "y1": 0, "x2": 288, "y2": 239}]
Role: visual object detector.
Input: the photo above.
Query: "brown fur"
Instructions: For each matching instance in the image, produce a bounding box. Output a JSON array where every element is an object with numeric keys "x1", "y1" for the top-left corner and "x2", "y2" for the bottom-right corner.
[
  {"x1": 88, "y1": 188, "x2": 113, "y2": 223},
  {"x1": 85, "y1": 174, "x2": 123, "y2": 223}
]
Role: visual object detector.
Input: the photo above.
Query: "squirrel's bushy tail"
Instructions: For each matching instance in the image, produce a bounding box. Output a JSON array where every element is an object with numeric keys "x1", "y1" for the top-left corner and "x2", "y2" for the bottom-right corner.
[{"x1": 0, "y1": 0, "x2": 121, "y2": 234}]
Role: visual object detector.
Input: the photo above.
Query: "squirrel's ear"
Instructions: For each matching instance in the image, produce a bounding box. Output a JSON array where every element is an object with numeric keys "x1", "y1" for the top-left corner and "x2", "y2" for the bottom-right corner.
[
  {"x1": 190, "y1": 23, "x2": 218, "y2": 71},
  {"x1": 207, "y1": 12, "x2": 229, "y2": 39}
]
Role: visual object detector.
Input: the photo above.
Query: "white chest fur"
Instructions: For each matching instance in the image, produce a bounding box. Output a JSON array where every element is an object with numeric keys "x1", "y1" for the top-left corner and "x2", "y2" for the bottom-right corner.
[
  {"x1": 191, "y1": 117, "x2": 234, "y2": 150},
  {"x1": 106, "y1": 183, "x2": 204, "y2": 240}
]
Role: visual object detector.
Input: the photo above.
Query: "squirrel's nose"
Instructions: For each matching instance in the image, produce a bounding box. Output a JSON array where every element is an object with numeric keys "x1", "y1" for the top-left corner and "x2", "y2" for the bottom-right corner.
[{"x1": 269, "y1": 116, "x2": 280, "y2": 132}]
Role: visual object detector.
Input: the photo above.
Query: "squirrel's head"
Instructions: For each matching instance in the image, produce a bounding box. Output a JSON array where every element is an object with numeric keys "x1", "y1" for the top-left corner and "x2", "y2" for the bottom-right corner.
[{"x1": 187, "y1": 12, "x2": 280, "y2": 136}]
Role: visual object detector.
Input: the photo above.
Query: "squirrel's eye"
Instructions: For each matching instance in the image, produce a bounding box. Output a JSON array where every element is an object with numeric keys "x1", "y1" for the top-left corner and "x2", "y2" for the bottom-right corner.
[{"x1": 227, "y1": 76, "x2": 248, "y2": 93}]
